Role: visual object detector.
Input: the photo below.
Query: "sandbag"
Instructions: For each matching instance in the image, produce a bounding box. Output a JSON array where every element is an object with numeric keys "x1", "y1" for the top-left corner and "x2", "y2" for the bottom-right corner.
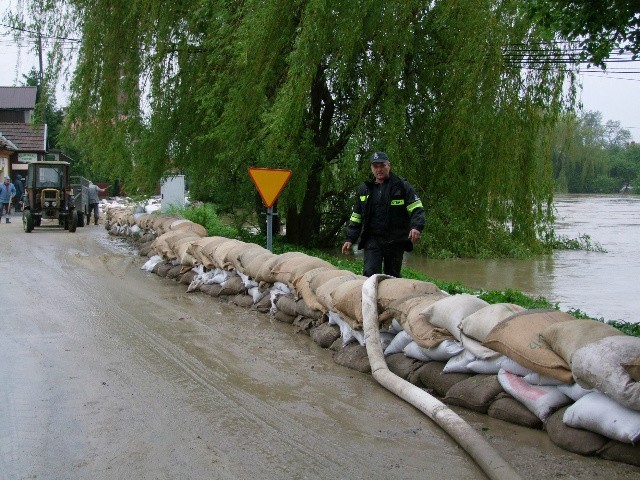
[
  {"x1": 169, "y1": 219, "x2": 208, "y2": 237},
  {"x1": 571, "y1": 335, "x2": 640, "y2": 411},
  {"x1": 443, "y1": 374, "x2": 504, "y2": 413},
  {"x1": 315, "y1": 276, "x2": 363, "y2": 313},
  {"x1": 187, "y1": 237, "x2": 228, "y2": 269},
  {"x1": 484, "y1": 310, "x2": 574, "y2": 383},
  {"x1": 384, "y1": 330, "x2": 413, "y2": 356},
  {"x1": 541, "y1": 318, "x2": 626, "y2": 365},
  {"x1": 545, "y1": 407, "x2": 608, "y2": 455},
  {"x1": 385, "y1": 353, "x2": 424, "y2": 382},
  {"x1": 460, "y1": 333, "x2": 500, "y2": 360},
  {"x1": 422, "y1": 294, "x2": 489, "y2": 340},
  {"x1": 416, "y1": 361, "x2": 473, "y2": 397},
  {"x1": 460, "y1": 303, "x2": 525, "y2": 342},
  {"x1": 563, "y1": 392, "x2": 640, "y2": 444},
  {"x1": 597, "y1": 440, "x2": 640, "y2": 467},
  {"x1": 243, "y1": 251, "x2": 279, "y2": 281},
  {"x1": 331, "y1": 278, "x2": 368, "y2": 327},
  {"x1": 390, "y1": 294, "x2": 452, "y2": 346},
  {"x1": 272, "y1": 254, "x2": 332, "y2": 286},
  {"x1": 498, "y1": 369, "x2": 571, "y2": 421},
  {"x1": 259, "y1": 252, "x2": 309, "y2": 284},
  {"x1": 332, "y1": 343, "x2": 371, "y2": 373},
  {"x1": 376, "y1": 278, "x2": 443, "y2": 312},
  {"x1": 488, "y1": 397, "x2": 543, "y2": 429},
  {"x1": 292, "y1": 267, "x2": 339, "y2": 312},
  {"x1": 443, "y1": 349, "x2": 476, "y2": 373},
  {"x1": 311, "y1": 323, "x2": 341, "y2": 349}
]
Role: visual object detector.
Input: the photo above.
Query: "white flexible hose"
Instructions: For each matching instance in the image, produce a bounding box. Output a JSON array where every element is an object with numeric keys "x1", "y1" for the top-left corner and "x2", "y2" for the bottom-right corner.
[{"x1": 362, "y1": 274, "x2": 521, "y2": 480}]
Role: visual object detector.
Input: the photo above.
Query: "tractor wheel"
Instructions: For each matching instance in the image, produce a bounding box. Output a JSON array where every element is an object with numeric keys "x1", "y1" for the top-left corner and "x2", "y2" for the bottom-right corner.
[
  {"x1": 23, "y1": 210, "x2": 34, "y2": 233},
  {"x1": 69, "y1": 210, "x2": 78, "y2": 233}
]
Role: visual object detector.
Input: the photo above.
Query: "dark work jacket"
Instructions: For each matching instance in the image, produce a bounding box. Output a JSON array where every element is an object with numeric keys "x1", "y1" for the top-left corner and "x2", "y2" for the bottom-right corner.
[{"x1": 345, "y1": 172, "x2": 425, "y2": 252}]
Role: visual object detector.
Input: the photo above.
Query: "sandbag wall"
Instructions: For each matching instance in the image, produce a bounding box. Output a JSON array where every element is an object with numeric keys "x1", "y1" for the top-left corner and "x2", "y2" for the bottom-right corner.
[{"x1": 106, "y1": 209, "x2": 640, "y2": 467}]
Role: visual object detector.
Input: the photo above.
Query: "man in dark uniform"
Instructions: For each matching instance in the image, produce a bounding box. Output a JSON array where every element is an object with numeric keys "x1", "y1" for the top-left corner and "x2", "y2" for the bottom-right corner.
[{"x1": 341, "y1": 151, "x2": 425, "y2": 278}]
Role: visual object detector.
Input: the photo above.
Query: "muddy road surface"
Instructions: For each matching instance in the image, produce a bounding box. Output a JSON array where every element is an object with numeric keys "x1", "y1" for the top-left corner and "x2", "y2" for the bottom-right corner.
[{"x1": 1, "y1": 215, "x2": 638, "y2": 480}]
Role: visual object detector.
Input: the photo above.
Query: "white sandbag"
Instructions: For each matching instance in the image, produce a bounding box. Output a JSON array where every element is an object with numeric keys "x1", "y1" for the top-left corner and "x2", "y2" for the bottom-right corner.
[
  {"x1": 460, "y1": 332, "x2": 501, "y2": 360},
  {"x1": 422, "y1": 294, "x2": 489, "y2": 340},
  {"x1": 328, "y1": 311, "x2": 359, "y2": 347},
  {"x1": 460, "y1": 302, "x2": 525, "y2": 341},
  {"x1": 269, "y1": 282, "x2": 292, "y2": 315},
  {"x1": 403, "y1": 341, "x2": 432, "y2": 362},
  {"x1": 524, "y1": 372, "x2": 567, "y2": 386},
  {"x1": 141, "y1": 255, "x2": 163, "y2": 272},
  {"x1": 498, "y1": 356, "x2": 534, "y2": 377},
  {"x1": 466, "y1": 356, "x2": 503, "y2": 375},
  {"x1": 237, "y1": 271, "x2": 259, "y2": 289},
  {"x1": 557, "y1": 383, "x2": 593, "y2": 402},
  {"x1": 571, "y1": 335, "x2": 640, "y2": 411},
  {"x1": 563, "y1": 392, "x2": 640, "y2": 444},
  {"x1": 248, "y1": 286, "x2": 268, "y2": 303},
  {"x1": 379, "y1": 332, "x2": 396, "y2": 351},
  {"x1": 443, "y1": 349, "x2": 476, "y2": 373},
  {"x1": 498, "y1": 369, "x2": 572, "y2": 421},
  {"x1": 384, "y1": 330, "x2": 413, "y2": 356},
  {"x1": 406, "y1": 339, "x2": 464, "y2": 362}
]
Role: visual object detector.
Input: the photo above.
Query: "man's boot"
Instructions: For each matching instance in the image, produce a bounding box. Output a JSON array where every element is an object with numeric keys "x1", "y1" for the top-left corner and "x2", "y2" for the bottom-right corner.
[{"x1": 5, "y1": 217, "x2": 9, "y2": 223}]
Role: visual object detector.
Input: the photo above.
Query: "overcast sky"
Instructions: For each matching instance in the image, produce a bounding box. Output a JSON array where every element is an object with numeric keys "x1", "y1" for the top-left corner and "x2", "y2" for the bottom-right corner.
[{"x1": 1, "y1": 0, "x2": 638, "y2": 141}]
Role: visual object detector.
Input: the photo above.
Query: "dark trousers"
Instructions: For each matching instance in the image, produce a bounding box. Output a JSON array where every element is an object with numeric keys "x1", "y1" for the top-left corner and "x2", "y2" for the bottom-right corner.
[
  {"x1": 89, "y1": 203, "x2": 100, "y2": 223},
  {"x1": 363, "y1": 237, "x2": 404, "y2": 278}
]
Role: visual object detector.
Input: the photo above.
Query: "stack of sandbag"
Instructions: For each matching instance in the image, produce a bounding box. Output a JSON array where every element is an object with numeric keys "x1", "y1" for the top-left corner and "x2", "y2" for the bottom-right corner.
[{"x1": 108, "y1": 213, "x2": 640, "y2": 467}]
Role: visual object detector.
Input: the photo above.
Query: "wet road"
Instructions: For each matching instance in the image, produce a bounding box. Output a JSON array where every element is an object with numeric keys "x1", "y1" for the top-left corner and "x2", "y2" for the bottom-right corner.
[{"x1": 0, "y1": 215, "x2": 638, "y2": 479}]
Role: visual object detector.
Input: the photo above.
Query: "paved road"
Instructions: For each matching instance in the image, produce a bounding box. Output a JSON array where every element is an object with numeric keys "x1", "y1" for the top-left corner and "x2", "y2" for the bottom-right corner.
[{"x1": 0, "y1": 213, "x2": 638, "y2": 479}]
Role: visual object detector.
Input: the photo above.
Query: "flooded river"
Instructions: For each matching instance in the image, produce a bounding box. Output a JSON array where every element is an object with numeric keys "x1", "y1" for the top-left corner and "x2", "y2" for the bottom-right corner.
[{"x1": 405, "y1": 194, "x2": 640, "y2": 324}]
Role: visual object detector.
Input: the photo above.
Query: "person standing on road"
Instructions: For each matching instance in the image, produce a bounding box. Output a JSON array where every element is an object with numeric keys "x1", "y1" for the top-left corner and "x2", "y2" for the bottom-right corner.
[
  {"x1": 341, "y1": 152, "x2": 425, "y2": 278},
  {"x1": 1, "y1": 175, "x2": 17, "y2": 223},
  {"x1": 13, "y1": 174, "x2": 24, "y2": 212},
  {"x1": 87, "y1": 181, "x2": 108, "y2": 225}
]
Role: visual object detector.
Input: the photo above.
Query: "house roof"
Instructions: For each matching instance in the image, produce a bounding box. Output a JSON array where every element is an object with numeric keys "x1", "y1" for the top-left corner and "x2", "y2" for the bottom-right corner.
[
  {"x1": 0, "y1": 123, "x2": 47, "y2": 152},
  {"x1": 0, "y1": 86, "x2": 37, "y2": 110},
  {"x1": 0, "y1": 134, "x2": 18, "y2": 151}
]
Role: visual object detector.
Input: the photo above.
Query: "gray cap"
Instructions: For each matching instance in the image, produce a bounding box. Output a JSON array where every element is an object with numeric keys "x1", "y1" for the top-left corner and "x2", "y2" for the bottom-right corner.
[{"x1": 370, "y1": 152, "x2": 389, "y2": 163}]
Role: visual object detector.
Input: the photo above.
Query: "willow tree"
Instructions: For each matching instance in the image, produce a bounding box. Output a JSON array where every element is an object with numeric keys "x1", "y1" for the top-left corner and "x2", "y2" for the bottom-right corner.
[{"x1": 30, "y1": 0, "x2": 573, "y2": 255}]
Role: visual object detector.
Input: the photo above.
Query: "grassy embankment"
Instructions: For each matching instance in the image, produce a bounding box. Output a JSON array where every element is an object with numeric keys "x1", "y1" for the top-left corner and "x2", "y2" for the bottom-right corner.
[{"x1": 171, "y1": 203, "x2": 638, "y2": 337}]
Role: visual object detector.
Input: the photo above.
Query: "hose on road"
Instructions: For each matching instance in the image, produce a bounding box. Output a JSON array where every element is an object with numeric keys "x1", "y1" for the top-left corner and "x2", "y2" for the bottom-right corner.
[{"x1": 362, "y1": 274, "x2": 522, "y2": 480}]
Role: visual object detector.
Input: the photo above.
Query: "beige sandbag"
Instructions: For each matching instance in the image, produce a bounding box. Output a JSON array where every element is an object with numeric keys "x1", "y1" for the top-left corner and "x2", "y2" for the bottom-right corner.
[
  {"x1": 272, "y1": 255, "x2": 333, "y2": 286},
  {"x1": 210, "y1": 239, "x2": 247, "y2": 270},
  {"x1": 422, "y1": 294, "x2": 489, "y2": 341},
  {"x1": 376, "y1": 278, "x2": 443, "y2": 311},
  {"x1": 460, "y1": 303, "x2": 525, "y2": 342},
  {"x1": 390, "y1": 295, "x2": 454, "y2": 348},
  {"x1": 151, "y1": 230, "x2": 199, "y2": 260},
  {"x1": 174, "y1": 237, "x2": 199, "y2": 266},
  {"x1": 331, "y1": 278, "x2": 368, "y2": 328},
  {"x1": 169, "y1": 219, "x2": 208, "y2": 237},
  {"x1": 293, "y1": 267, "x2": 339, "y2": 313},
  {"x1": 572, "y1": 335, "x2": 640, "y2": 411},
  {"x1": 484, "y1": 310, "x2": 574, "y2": 383},
  {"x1": 316, "y1": 275, "x2": 366, "y2": 312},
  {"x1": 235, "y1": 244, "x2": 272, "y2": 273},
  {"x1": 222, "y1": 242, "x2": 260, "y2": 272},
  {"x1": 541, "y1": 318, "x2": 626, "y2": 366},
  {"x1": 258, "y1": 251, "x2": 308, "y2": 284},
  {"x1": 187, "y1": 237, "x2": 228, "y2": 268},
  {"x1": 242, "y1": 251, "x2": 279, "y2": 281},
  {"x1": 155, "y1": 216, "x2": 183, "y2": 235},
  {"x1": 309, "y1": 268, "x2": 360, "y2": 292}
]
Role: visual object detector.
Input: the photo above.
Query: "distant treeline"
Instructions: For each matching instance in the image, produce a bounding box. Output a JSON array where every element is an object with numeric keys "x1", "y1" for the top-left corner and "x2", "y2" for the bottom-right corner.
[{"x1": 553, "y1": 111, "x2": 640, "y2": 194}]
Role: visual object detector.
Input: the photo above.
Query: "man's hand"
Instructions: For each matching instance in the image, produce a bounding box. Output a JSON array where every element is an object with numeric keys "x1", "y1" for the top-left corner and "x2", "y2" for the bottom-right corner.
[
  {"x1": 341, "y1": 241, "x2": 353, "y2": 255},
  {"x1": 408, "y1": 229, "x2": 421, "y2": 244}
]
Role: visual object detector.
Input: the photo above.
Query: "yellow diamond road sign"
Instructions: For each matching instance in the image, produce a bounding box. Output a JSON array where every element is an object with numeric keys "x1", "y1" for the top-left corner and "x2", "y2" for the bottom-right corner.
[{"x1": 248, "y1": 167, "x2": 292, "y2": 209}]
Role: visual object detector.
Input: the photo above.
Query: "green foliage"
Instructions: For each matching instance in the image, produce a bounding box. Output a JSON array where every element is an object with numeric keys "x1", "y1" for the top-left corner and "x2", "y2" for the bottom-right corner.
[
  {"x1": 20, "y1": 0, "x2": 582, "y2": 257},
  {"x1": 551, "y1": 111, "x2": 638, "y2": 194},
  {"x1": 525, "y1": 1, "x2": 640, "y2": 67},
  {"x1": 550, "y1": 233, "x2": 607, "y2": 252}
]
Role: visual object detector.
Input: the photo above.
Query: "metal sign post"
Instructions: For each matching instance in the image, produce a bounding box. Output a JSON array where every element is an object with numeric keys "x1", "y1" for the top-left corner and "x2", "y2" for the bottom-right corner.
[{"x1": 248, "y1": 168, "x2": 292, "y2": 252}]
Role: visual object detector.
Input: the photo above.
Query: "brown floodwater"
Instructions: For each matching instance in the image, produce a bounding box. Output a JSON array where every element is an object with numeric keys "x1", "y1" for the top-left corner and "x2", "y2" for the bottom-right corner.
[{"x1": 403, "y1": 194, "x2": 640, "y2": 324}]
